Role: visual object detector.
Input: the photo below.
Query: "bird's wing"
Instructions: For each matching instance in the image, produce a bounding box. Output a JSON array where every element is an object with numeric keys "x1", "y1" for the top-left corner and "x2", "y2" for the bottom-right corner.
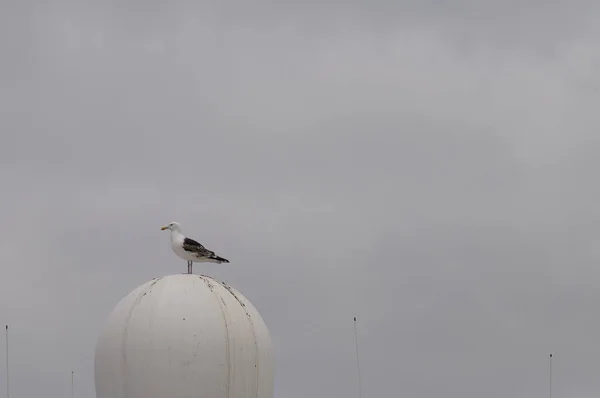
[{"x1": 182, "y1": 237, "x2": 216, "y2": 258}]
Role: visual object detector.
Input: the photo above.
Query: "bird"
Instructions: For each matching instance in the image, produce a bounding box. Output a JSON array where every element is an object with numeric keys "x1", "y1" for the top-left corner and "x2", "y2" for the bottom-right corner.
[{"x1": 161, "y1": 221, "x2": 229, "y2": 274}]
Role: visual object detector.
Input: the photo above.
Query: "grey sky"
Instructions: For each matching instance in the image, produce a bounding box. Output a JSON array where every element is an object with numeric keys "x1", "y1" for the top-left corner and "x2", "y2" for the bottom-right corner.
[{"x1": 2, "y1": 0, "x2": 600, "y2": 397}]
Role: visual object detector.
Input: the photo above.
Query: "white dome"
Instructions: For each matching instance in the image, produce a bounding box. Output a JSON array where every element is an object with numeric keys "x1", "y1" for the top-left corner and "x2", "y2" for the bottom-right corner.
[{"x1": 94, "y1": 274, "x2": 274, "y2": 398}]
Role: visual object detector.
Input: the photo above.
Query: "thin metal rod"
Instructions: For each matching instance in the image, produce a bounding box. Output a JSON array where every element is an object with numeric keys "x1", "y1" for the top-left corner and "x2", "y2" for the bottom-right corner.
[
  {"x1": 5, "y1": 325, "x2": 9, "y2": 398},
  {"x1": 71, "y1": 370, "x2": 74, "y2": 398},
  {"x1": 353, "y1": 317, "x2": 362, "y2": 398},
  {"x1": 549, "y1": 353, "x2": 553, "y2": 398}
]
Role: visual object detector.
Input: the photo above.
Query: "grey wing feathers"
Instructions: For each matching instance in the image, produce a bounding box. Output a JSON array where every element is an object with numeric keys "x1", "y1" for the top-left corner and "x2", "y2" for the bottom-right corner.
[{"x1": 182, "y1": 237, "x2": 215, "y2": 257}]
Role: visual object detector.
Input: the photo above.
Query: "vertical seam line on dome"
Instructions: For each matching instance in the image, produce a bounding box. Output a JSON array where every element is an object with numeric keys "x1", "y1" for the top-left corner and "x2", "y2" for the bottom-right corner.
[
  {"x1": 121, "y1": 277, "x2": 162, "y2": 398},
  {"x1": 218, "y1": 280, "x2": 260, "y2": 398},
  {"x1": 200, "y1": 275, "x2": 231, "y2": 398}
]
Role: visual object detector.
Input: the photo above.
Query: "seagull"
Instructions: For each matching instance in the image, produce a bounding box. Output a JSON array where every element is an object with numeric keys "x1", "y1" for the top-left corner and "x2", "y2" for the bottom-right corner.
[{"x1": 161, "y1": 221, "x2": 230, "y2": 274}]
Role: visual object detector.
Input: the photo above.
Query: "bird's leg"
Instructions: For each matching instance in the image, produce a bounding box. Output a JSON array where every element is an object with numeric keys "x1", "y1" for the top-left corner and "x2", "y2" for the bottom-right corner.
[{"x1": 187, "y1": 261, "x2": 192, "y2": 274}]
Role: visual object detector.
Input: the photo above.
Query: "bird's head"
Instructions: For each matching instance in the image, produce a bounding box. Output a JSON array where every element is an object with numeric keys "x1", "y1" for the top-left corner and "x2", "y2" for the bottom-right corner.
[{"x1": 161, "y1": 221, "x2": 181, "y2": 232}]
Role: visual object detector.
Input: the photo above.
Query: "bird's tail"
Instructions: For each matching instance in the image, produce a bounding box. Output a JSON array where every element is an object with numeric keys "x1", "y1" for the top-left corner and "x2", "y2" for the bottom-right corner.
[{"x1": 213, "y1": 255, "x2": 230, "y2": 264}]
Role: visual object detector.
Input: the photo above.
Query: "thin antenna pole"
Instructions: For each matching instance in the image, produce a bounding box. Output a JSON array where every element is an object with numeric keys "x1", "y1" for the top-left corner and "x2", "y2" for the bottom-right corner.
[
  {"x1": 549, "y1": 353, "x2": 553, "y2": 398},
  {"x1": 71, "y1": 370, "x2": 74, "y2": 398},
  {"x1": 5, "y1": 325, "x2": 8, "y2": 398},
  {"x1": 353, "y1": 317, "x2": 362, "y2": 398}
]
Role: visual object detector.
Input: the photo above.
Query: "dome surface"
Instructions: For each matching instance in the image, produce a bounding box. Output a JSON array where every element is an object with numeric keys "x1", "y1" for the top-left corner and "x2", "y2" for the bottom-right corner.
[{"x1": 94, "y1": 274, "x2": 274, "y2": 398}]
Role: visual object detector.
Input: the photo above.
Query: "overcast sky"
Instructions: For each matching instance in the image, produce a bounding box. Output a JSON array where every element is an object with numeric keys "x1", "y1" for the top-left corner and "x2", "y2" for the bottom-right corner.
[{"x1": 2, "y1": 0, "x2": 600, "y2": 397}]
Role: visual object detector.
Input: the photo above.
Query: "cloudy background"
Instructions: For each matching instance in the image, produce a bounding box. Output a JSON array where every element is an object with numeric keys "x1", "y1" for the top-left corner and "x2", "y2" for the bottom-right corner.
[{"x1": 2, "y1": 0, "x2": 600, "y2": 397}]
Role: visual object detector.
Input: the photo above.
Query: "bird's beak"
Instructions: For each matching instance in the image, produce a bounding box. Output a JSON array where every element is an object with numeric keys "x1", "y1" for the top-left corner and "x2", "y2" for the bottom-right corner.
[{"x1": 161, "y1": 226, "x2": 168, "y2": 230}]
